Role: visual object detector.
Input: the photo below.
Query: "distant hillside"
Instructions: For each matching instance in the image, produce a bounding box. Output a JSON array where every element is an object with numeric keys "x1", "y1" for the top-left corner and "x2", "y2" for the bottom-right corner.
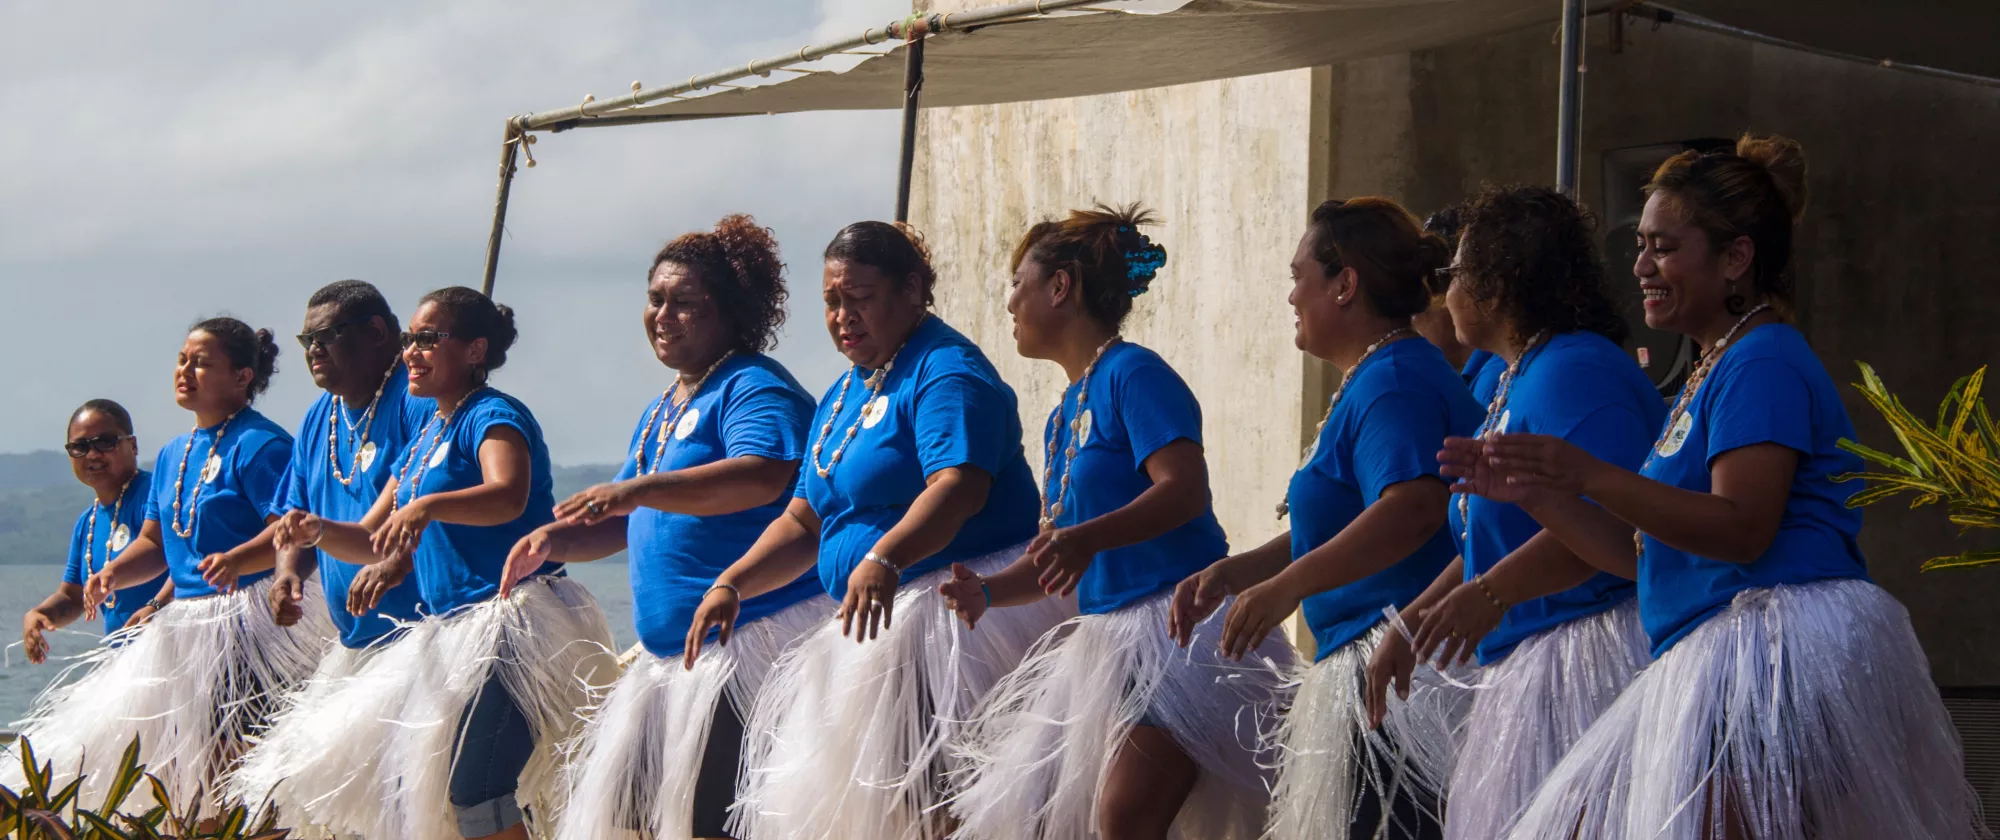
[{"x1": 0, "y1": 454, "x2": 624, "y2": 565}]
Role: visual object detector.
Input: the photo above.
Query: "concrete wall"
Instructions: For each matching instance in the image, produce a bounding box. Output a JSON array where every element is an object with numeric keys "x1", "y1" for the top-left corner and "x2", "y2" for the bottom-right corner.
[
  {"x1": 910, "y1": 65, "x2": 1318, "y2": 581},
  {"x1": 1328, "y1": 20, "x2": 2000, "y2": 684}
]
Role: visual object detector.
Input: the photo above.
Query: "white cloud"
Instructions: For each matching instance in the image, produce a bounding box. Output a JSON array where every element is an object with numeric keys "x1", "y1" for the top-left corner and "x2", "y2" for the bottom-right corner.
[{"x1": 0, "y1": 0, "x2": 911, "y2": 465}]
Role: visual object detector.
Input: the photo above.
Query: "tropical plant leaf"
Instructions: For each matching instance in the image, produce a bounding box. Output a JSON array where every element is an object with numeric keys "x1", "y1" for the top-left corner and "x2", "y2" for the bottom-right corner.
[
  {"x1": 99, "y1": 739, "x2": 142, "y2": 817},
  {"x1": 243, "y1": 831, "x2": 289, "y2": 840},
  {"x1": 73, "y1": 809, "x2": 129, "y2": 840},
  {"x1": 213, "y1": 803, "x2": 247, "y2": 838},
  {"x1": 1836, "y1": 438, "x2": 1919, "y2": 475},
  {"x1": 21, "y1": 807, "x2": 73, "y2": 840},
  {"x1": 1921, "y1": 550, "x2": 2000, "y2": 572},
  {"x1": 136, "y1": 805, "x2": 164, "y2": 829},
  {"x1": 116, "y1": 814, "x2": 160, "y2": 840},
  {"x1": 46, "y1": 776, "x2": 82, "y2": 820}
]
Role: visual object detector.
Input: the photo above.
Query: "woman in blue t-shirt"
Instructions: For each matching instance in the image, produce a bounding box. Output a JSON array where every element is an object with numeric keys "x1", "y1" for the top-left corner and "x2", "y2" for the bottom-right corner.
[
  {"x1": 1362, "y1": 187, "x2": 1661, "y2": 839},
  {"x1": 1464, "y1": 137, "x2": 1980, "y2": 839},
  {"x1": 1165, "y1": 198, "x2": 1475, "y2": 839},
  {"x1": 21, "y1": 400, "x2": 163, "y2": 656},
  {"x1": 686, "y1": 222, "x2": 1065, "y2": 840},
  {"x1": 12, "y1": 319, "x2": 327, "y2": 819},
  {"x1": 272, "y1": 288, "x2": 616, "y2": 840},
  {"x1": 939, "y1": 205, "x2": 1287, "y2": 839},
  {"x1": 505, "y1": 216, "x2": 832, "y2": 840}
]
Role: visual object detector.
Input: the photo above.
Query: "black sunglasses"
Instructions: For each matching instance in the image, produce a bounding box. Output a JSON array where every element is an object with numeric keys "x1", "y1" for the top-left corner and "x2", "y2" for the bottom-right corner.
[
  {"x1": 399, "y1": 330, "x2": 454, "y2": 351},
  {"x1": 66, "y1": 434, "x2": 133, "y2": 458},
  {"x1": 296, "y1": 318, "x2": 370, "y2": 351}
]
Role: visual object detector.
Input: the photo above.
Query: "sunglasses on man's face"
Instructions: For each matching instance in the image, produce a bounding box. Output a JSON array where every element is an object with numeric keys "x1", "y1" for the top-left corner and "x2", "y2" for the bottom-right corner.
[
  {"x1": 296, "y1": 319, "x2": 369, "y2": 352},
  {"x1": 399, "y1": 330, "x2": 454, "y2": 351},
  {"x1": 66, "y1": 434, "x2": 133, "y2": 458}
]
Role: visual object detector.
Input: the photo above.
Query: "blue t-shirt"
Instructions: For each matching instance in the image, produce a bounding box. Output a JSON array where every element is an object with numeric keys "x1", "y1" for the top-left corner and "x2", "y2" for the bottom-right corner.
[
  {"x1": 64, "y1": 471, "x2": 158, "y2": 633},
  {"x1": 143, "y1": 409, "x2": 293, "y2": 599},
  {"x1": 1448, "y1": 331, "x2": 1664, "y2": 664},
  {"x1": 1042, "y1": 343, "x2": 1227, "y2": 615},
  {"x1": 617, "y1": 354, "x2": 824, "y2": 658},
  {"x1": 797, "y1": 317, "x2": 1040, "y2": 599},
  {"x1": 1290, "y1": 339, "x2": 1482, "y2": 660},
  {"x1": 1637, "y1": 324, "x2": 1868, "y2": 656},
  {"x1": 394, "y1": 388, "x2": 559, "y2": 614},
  {"x1": 272, "y1": 364, "x2": 432, "y2": 648},
  {"x1": 1463, "y1": 349, "x2": 1504, "y2": 405}
]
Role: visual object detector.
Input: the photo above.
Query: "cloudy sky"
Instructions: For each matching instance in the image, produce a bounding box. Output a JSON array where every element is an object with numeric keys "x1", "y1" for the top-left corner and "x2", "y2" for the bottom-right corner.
[{"x1": 0, "y1": 0, "x2": 912, "y2": 466}]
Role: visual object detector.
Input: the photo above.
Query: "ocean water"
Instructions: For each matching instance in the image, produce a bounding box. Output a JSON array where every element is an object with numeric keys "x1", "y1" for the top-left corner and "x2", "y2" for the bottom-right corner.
[{"x1": 0, "y1": 561, "x2": 638, "y2": 726}]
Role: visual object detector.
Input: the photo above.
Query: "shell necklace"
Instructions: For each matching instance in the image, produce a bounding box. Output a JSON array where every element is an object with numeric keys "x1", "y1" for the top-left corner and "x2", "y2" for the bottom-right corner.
[
  {"x1": 83, "y1": 475, "x2": 137, "y2": 606},
  {"x1": 169, "y1": 409, "x2": 241, "y2": 539},
  {"x1": 1457, "y1": 330, "x2": 1550, "y2": 548},
  {"x1": 1276, "y1": 327, "x2": 1413, "y2": 519},
  {"x1": 633, "y1": 351, "x2": 735, "y2": 475},
  {"x1": 393, "y1": 391, "x2": 477, "y2": 513},
  {"x1": 328, "y1": 364, "x2": 396, "y2": 486},
  {"x1": 1633, "y1": 303, "x2": 1772, "y2": 561},
  {"x1": 1040, "y1": 336, "x2": 1120, "y2": 530},
  {"x1": 811, "y1": 321, "x2": 922, "y2": 480}
]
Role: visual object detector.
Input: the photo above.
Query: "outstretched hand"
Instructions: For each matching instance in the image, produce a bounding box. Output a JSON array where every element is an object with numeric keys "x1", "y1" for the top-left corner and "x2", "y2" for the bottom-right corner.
[{"x1": 936, "y1": 563, "x2": 989, "y2": 630}]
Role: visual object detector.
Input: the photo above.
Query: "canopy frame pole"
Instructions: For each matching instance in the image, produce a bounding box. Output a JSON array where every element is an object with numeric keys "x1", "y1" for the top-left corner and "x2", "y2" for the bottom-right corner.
[
  {"x1": 894, "y1": 25, "x2": 928, "y2": 223},
  {"x1": 481, "y1": 119, "x2": 524, "y2": 296},
  {"x1": 1556, "y1": 0, "x2": 1585, "y2": 196}
]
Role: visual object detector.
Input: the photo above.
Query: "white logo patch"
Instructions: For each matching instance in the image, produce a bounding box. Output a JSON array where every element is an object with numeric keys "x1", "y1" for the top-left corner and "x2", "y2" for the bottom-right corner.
[
  {"x1": 1075, "y1": 409, "x2": 1094, "y2": 448},
  {"x1": 675, "y1": 408, "x2": 701, "y2": 440},
  {"x1": 861, "y1": 395, "x2": 891, "y2": 429},
  {"x1": 429, "y1": 441, "x2": 452, "y2": 468},
  {"x1": 357, "y1": 441, "x2": 378, "y2": 473},
  {"x1": 1658, "y1": 412, "x2": 1694, "y2": 457},
  {"x1": 1493, "y1": 410, "x2": 1513, "y2": 436},
  {"x1": 108, "y1": 524, "x2": 131, "y2": 552},
  {"x1": 201, "y1": 453, "x2": 221, "y2": 485}
]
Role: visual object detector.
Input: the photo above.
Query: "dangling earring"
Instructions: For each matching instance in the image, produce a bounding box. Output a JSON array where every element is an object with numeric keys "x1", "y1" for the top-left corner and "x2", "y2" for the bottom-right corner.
[{"x1": 1725, "y1": 278, "x2": 1747, "y2": 315}]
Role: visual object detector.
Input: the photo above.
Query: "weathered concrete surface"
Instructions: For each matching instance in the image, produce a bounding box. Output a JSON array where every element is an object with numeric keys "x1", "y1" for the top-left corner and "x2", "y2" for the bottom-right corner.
[{"x1": 910, "y1": 68, "x2": 1317, "y2": 586}]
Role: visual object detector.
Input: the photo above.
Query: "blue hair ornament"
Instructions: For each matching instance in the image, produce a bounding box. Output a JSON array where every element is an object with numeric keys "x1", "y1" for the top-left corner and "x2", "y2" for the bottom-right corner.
[{"x1": 1118, "y1": 224, "x2": 1168, "y2": 298}]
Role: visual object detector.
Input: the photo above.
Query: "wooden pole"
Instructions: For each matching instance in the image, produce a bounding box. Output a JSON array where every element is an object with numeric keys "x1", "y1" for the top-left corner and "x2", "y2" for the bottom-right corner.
[
  {"x1": 1555, "y1": 0, "x2": 1585, "y2": 196},
  {"x1": 481, "y1": 119, "x2": 522, "y2": 297},
  {"x1": 894, "y1": 35, "x2": 927, "y2": 223}
]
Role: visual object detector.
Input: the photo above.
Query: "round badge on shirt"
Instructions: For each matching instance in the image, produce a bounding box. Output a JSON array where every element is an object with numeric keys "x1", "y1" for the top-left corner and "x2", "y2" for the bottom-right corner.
[
  {"x1": 1495, "y1": 409, "x2": 1512, "y2": 435},
  {"x1": 1658, "y1": 411, "x2": 1694, "y2": 457},
  {"x1": 675, "y1": 408, "x2": 701, "y2": 440},
  {"x1": 429, "y1": 441, "x2": 452, "y2": 468},
  {"x1": 862, "y1": 395, "x2": 891, "y2": 429},
  {"x1": 358, "y1": 440, "x2": 378, "y2": 473},
  {"x1": 109, "y1": 524, "x2": 131, "y2": 552},
  {"x1": 201, "y1": 453, "x2": 222, "y2": 484}
]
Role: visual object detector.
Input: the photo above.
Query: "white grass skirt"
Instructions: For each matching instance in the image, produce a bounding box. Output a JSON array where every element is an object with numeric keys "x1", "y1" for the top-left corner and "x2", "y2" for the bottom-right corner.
[
  {"x1": 1503, "y1": 579, "x2": 1987, "y2": 840},
  {"x1": 243, "y1": 576, "x2": 616, "y2": 840},
  {"x1": 1, "y1": 578, "x2": 336, "y2": 818},
  {"x1": 1267, "y1": 621, "x2": 1469, "y2": 840},
  {"x1": 950, "y1": 591, "x2": 1291, "y2": 840},
  {"x1": 229, "y1": 639, "x2": 397, "y2": 838},
  {"x1": 1443, "y1": 597, "x2": 1648, "y2": 840},
  {"x1": 554, "y1": 593, "x2": 835, "y2": 840},
  {"x1": 731, "y1": 544, "x2": 1074, "y2": 840}
]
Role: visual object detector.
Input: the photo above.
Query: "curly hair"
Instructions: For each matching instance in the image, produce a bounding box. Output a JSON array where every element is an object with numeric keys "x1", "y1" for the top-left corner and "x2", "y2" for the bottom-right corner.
[
  {"x1": 1421, "y1": 203, "x2": 1466, "y2": 297},
  {"x1": 1009, "y1": 202, "x2": 1168, "y2": 331},
  {"x1": 1456, "y1": 185, "x2": 1628, "y2": 346},
  {"x1": 824, "y1": 221, "x2": 937, "y2": 307},
  {"x1": 1307, "y1": 197, "x2": 1450, "y2": 320},
  {"x1": 651, "y1": 214, "x2": 789, "y2": 353},
  {"x1": 1646, "y1": 133, "x2": 1808, "y2": 314}
]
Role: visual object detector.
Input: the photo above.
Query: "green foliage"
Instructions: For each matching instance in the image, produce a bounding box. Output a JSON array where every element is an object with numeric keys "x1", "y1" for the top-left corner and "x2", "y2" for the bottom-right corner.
[
  {"x1": 0, "y1": 736, "x2": 287, "y2": 839},
  {"x1": 1837, "y1": 363, "x2": 2000, "y2": 571}
]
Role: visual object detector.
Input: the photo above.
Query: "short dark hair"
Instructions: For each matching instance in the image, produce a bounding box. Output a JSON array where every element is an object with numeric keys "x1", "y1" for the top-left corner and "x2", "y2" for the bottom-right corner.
[
  {"x1": 1307, "y1": 197, "x2": 1450, "y2": 320},
  {"x1": 416, "y1": 286, "x2": 518, "y2": 385},
  {"x1": 189, "y1": 316, "x2": 281, "y2": 401},
  {"x1": 824, "y1": 221, "x2": 937, "y2": 307},
  {"x1": 1457, "y1": 185, "x2": 1628, "y2": 346},
  {"x1": 69, "y1": 399, "x2": 134, "y2": 436},
  {"x1": 307, "y1": 279, "x2": 400, "y2": 334},
  {"x1": 651, "y1": 214, "x2": 788, "y2": 353}
]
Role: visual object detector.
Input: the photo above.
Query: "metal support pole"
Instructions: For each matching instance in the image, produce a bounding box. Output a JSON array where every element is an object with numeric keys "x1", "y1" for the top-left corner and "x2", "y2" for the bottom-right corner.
[
  {"x1": 481, "y1": 120, "x2": 523, "y2": 297},
  {"x1": 1555, "y1": 0, "x2": 1585, "y2": 196},
  {"x1": 894, "y1": 35, "x2": 927, "y2": 223}
]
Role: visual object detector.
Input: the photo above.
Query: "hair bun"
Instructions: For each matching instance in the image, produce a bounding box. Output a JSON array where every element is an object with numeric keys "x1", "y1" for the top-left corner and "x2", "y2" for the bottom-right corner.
[
  {"x1": 1735, "y1": 133, "x2": 1808, "y2": 222},
  {"x1": 1115, "y1": 225, "x2": 1168, "y2": 297},
  {"x1": 889, "y1": 221, "x2": 933, "y2": 264}
]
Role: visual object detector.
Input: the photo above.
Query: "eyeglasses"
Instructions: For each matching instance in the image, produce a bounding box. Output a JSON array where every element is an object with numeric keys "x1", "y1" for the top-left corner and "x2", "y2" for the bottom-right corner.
[
  {"x1": 1433, "y1": 264, "x2": 1469, "y2": 283},
  {"x1": 296, "y1": 319, "x2": 369, "y2": 351},
  {"x1": 66, "y1": 434, "x2": 133, "y2": 458},
  {"x1": 399, "y1": 330, "x2": 454, "y2": 351}
]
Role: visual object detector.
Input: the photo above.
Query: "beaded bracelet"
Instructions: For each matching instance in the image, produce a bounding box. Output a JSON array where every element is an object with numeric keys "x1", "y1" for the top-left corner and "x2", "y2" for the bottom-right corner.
[
  {"x1": 707, "y1": 582, "x2": 740, "y2": 598},
  {"x1": 1473, "y1": 577, "x2": 1508, "y2": 613},
  {"x1": 980, "y1": 581, "x2": 993, "y2": 609},
  {"x1": 864, "y1": 551, "x2": 900, "y2": 575}
]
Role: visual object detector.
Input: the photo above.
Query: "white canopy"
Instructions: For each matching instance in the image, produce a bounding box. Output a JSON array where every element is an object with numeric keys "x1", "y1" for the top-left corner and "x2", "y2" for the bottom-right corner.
[{"x1": 515, "y1": 0, "x2": 1999, "y2": 131}]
